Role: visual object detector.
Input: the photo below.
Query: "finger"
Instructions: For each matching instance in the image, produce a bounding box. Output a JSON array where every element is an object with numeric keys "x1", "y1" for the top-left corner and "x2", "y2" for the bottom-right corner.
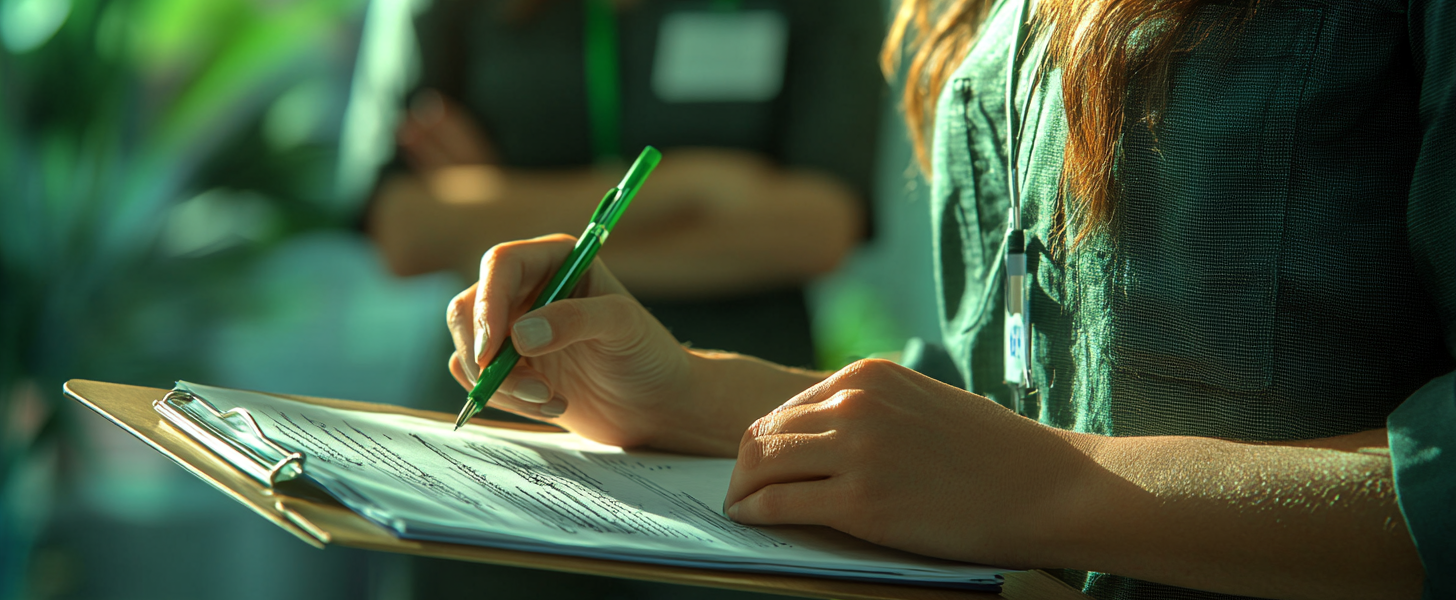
[
  {"x1": 447, "y1": 286, "x2": 482, "y2": 383},
  {"x1": 473, "y1": 235, "x2": 577, "y2": 367},
  {"x1": 403, "y1": 132, "x2": 459, "y2": 173},
  {"x1": 433, "y1": 116, "x2": 491, "y2": 165},
  {"x1": 480, "y1": 392, "x2": 569, "y2": 421},
  {"x1": 397, "y1": 112, "x2": 454, "y2": 173},
  {"x1": 403, "y1": 91, "x2": 491, "y2": 167},
  {"x1": 772, "y1": 370, "x2": 845, "y2": 413},
  {"x1": 725, "y1": 432, "x2": 839, "y2": 509},
  {"x1": 726, "y1": 478, "x2": 844, "y2": 527},
  {"x1": 396, "y1": 117, "x2": 425, "y2": 148},
  {"x1": 497, "y1": 364, "x2": 554, "y2": 404},
  {"x1": 449, "y1": 351, "x2": 474, "y2": 389},
  {"x1": 456, "y1": 343, "x2": 554, "y2": 405},
  {"x1": 772, "y1": 358, "x2": 899, "y2": 412},
  {"x1": 745, "y1": 401, "x2": 843, "y2": 439},
  {"x1": 405, "y1": 89, "x2": 446, "y2": 126},
  {"x1": 509, "y1": 293, "x2": 647, "y2": 357},
  {"x1": 424, "y1": 93, "x2": 488, "y2": 161},
  {"x1": 450, "y1": 353, "x2": 562, "y2": 418},
  {"x1": 474, "y1": 236, "x2": 634, "y2": 366}
]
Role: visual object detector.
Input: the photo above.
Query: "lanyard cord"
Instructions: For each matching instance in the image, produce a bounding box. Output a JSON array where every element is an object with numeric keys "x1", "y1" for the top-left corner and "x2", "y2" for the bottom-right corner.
[
  {"x1": 584, "y1": 0, "x2": 622, "y2": 163},
  {"x1": 1005, "y1": 0, "x2": 1035, "y2": 226},
  {"x1": 1003, "y1": 0, "x2": 1047, "y2": 408}
]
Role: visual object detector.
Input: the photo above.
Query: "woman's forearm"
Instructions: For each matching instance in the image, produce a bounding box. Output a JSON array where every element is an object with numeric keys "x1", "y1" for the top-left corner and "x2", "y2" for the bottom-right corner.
[{"x1": 1046, "y1": 428, "x2": 1423, "y2": 600}]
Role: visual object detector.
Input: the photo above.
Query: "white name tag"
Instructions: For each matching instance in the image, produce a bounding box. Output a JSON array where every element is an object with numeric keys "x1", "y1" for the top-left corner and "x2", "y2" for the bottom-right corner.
[
  {"x1": 651, "y1": 10, "x2": 789, "y2": 103},
  {"x1": 1004, "y1": 309, "x2": 1027, "y2": 386}
]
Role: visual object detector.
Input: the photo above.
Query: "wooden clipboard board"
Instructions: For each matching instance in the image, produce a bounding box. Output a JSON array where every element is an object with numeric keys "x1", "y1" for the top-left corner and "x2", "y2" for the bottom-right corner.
[{"x1": 63, "y1": 379, "x2": 1090, "y2": 600}]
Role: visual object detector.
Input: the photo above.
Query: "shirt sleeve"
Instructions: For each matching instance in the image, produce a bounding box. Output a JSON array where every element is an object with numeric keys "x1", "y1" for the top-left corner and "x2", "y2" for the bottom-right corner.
[
  {"x1": 1388, "y1": 375, "x2": 1456, "y2": 599},
  {"x1": 901, "y1": 337, "x2": 968, "y2": 390},
  {"x1": 1389, "y1": 0, "x2": 1456, "y2": 596}
]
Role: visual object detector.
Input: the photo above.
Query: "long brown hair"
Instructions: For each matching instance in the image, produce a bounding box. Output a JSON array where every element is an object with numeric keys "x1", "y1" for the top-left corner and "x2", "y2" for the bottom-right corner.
[{"x1": 884, "y1": 0, "x2": 1254, "y2": 244}]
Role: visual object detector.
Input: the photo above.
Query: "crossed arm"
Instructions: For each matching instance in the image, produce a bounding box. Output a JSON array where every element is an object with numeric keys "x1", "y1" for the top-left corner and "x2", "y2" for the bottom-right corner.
[{"x1": 369, "y1": 93, "x2": 862, "y2": 299}]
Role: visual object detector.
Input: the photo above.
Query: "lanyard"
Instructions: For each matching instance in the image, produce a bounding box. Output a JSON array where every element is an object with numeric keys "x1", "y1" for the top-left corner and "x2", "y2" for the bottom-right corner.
[
  {"x1": 584, "y1": 0, "x2": 622, "y2": 163},
  {"x1": 584, "y1": 0, "x2": 752, "y2": 162},
  {"x1": 1003, "y1": 0, "x2": 1047, "y2": 414},
  {"x1": 1005, "y1": 0, "x2": 1035, "y2": 232}
]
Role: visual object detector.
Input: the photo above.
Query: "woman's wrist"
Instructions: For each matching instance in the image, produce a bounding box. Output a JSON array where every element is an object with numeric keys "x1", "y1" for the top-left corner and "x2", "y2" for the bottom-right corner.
[
  {"x1": 1012, "y1": 427, "x2": 1116, "y2": 569},
  {"x1": 643, "y1": 348, "x2": 824, "y2": 458}
]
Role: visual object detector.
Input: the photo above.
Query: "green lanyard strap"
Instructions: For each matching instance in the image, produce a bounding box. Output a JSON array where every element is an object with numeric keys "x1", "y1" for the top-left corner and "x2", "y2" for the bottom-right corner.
[{"x1": 584, "y1": 0, "x2": 622, "y2": 163}]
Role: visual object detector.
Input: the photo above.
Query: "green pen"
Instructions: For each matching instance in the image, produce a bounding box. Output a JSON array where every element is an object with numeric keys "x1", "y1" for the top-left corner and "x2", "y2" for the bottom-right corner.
[{"x1": 453, "y1": 146, "x2": 662, "y2": 431}]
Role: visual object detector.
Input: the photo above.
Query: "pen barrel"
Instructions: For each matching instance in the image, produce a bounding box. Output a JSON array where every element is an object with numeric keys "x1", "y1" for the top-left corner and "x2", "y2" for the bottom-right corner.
[
  {"x1": 532, "y1": 225, "x2": 606, "y2": 311},
  {"x1": 469, "y1": 341, "x2": 521, "y2": 405}
]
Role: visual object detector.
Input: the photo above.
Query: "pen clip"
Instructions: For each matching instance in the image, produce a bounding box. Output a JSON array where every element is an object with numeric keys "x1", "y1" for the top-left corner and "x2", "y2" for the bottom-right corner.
[{"x1": 588, "y1": 187, "x2": 621, "y2": 227}]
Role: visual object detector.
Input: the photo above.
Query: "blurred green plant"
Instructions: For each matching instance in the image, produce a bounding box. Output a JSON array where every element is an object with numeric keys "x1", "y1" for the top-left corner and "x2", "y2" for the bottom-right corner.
[
  {"x1": 0, "y1": 0, "x2": 366, "y2": 595},
  {"x1": 814, "y1": 279, "x2": 908, "y2": 371}
]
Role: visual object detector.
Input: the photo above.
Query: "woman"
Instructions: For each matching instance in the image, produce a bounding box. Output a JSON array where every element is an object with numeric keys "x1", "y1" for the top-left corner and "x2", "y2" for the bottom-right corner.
[{"x1": 444, "y1": 0, "x2": 1455, "y2": 598}]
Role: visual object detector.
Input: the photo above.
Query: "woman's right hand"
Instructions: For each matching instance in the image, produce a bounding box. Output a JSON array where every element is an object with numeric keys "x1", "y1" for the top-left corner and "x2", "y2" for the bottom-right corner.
[{"x1": 445, "y1": 235, "x2": 719, "y2": 453}]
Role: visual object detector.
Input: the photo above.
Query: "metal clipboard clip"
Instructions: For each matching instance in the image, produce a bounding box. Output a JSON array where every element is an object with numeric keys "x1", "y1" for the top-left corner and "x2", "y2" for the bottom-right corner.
[{"x1": 154, "y1": 387, "x2": 306, "y2": 488}]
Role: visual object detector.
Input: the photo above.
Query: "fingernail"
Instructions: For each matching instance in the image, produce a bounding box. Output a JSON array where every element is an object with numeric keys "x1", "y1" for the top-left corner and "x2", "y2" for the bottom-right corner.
[
  {"x1": 473, "y1": 325, "x2": 489, "y2": 363},
  {"x1": 540, "y1": 397, "x2": 567, "y2": 418},
  {"x1": 513, "y1": 317, "x2": 552, "y2": 352},
  {"x1": 725, "y1": 503, "x2": 740, "y2": 520},
  {"x1": 514, "y1": 379, "x2": 550, "y2": 403}
]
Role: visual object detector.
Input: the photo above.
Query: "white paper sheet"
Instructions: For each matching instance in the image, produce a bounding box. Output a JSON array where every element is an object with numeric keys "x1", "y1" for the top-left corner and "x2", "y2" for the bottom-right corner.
[{"x1": 178, "y1": 382, "x2": 1005, "y2": 586}]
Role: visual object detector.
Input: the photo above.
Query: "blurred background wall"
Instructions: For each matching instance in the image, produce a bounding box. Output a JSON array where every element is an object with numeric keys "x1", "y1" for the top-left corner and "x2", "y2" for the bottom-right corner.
[{"x1": 0, "y1": 0, "x2": 937, "y2": 598}]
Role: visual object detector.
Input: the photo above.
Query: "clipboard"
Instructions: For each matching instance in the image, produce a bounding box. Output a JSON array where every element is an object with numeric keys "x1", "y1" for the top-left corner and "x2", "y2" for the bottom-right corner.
[{"x1": 63, "y1": 379, "x2": 1090, "y2": 600}]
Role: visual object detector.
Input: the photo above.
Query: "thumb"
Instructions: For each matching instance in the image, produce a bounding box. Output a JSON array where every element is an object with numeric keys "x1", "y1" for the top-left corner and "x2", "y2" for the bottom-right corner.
[{"x1": 509, "y1": 294, "x2": 653, "y2": 357}]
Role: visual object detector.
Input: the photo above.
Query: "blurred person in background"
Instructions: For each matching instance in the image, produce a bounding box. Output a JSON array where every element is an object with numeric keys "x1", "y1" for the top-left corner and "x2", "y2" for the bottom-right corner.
[{"x1": 368, "y1": 0, "x2": 886, "y2": 370}]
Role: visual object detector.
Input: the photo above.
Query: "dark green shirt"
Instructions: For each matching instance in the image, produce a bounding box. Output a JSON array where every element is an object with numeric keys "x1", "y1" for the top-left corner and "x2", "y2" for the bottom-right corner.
[{"x1": 918, "y1": 0, "x2": 1456, "y2": 597}]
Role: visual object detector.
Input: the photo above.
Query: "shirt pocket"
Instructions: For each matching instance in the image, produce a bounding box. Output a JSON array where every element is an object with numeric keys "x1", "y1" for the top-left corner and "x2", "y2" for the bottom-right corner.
[
  {"x1": 934, "y1": 78, "x2": 992, "y2": 335},
  {"x1": 1109, "y1": 6, "x2": 1324, "y2": 392}
]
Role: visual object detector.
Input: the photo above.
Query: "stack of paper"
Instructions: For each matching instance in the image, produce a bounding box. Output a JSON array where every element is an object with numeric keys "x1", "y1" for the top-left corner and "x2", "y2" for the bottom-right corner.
[{"x1": 180, "y1": 382, "x2": 1006, "y2": 589}]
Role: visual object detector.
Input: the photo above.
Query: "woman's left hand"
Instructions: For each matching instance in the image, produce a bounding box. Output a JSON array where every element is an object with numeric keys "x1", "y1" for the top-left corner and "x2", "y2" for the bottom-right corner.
[{"x1": 723, "y1": 359, "x2": 1098, "y2": 568}]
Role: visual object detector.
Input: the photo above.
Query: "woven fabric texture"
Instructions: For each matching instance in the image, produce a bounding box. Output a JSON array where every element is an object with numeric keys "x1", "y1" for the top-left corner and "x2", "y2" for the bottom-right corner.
[{"x1": 928, "y1": 0, "x2": 1456, "y2": 597}]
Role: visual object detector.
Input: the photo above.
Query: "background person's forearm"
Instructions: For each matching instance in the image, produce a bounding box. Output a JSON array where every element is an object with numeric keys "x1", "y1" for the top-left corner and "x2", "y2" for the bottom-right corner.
[
  {"x1": 371, "y1": 168, "x2": 612, "y2": 277},
  {"x1": 603, "y1": 167, "x2": 862, "y2": 298},
  {"x1": 370, "y1": 150, "x2": 863, "y2": 297},
  {"x1": 1046, "y1": 428, "x2": 1422, "y2": 600}
]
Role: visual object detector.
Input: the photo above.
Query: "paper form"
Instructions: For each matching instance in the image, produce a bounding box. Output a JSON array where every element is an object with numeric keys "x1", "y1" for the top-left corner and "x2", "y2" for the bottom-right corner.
[{"x1": 179, "y1": 382, "x2": 1004, "y2": 586}]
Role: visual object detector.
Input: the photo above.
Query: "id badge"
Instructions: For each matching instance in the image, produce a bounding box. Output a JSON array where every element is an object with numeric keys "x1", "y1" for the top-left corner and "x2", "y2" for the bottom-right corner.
[
  {"x1": 1004, "y1": 253, "x2": 1029, "y2": 387},
  {"x1": 651, "y1": 10, "x2": 788, "y2": 103}
]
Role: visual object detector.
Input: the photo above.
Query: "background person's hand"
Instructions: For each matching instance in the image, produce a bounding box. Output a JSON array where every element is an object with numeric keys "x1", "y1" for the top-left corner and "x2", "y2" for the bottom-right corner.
[
  {"x1": 397, "y1": 89, "x2": 496, "y2": 172},
  {"x1": 722, "y1": 359, "x2": 1101, "y2": 568},
  {"x1": 446, "y1": 235, "x2": 714, "y2": 453}
]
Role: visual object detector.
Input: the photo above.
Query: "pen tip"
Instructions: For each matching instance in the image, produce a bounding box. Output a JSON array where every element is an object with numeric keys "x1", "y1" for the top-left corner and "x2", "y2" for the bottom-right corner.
[{"x1": 453, "y1": 401, "x2": 478, "y2": 431}]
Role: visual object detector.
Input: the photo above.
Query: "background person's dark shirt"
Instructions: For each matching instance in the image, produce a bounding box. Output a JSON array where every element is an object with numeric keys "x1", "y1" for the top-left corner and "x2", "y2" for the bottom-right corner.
[{"x1": 414, "y1": 0, "x2": 886, "y2": 368}]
